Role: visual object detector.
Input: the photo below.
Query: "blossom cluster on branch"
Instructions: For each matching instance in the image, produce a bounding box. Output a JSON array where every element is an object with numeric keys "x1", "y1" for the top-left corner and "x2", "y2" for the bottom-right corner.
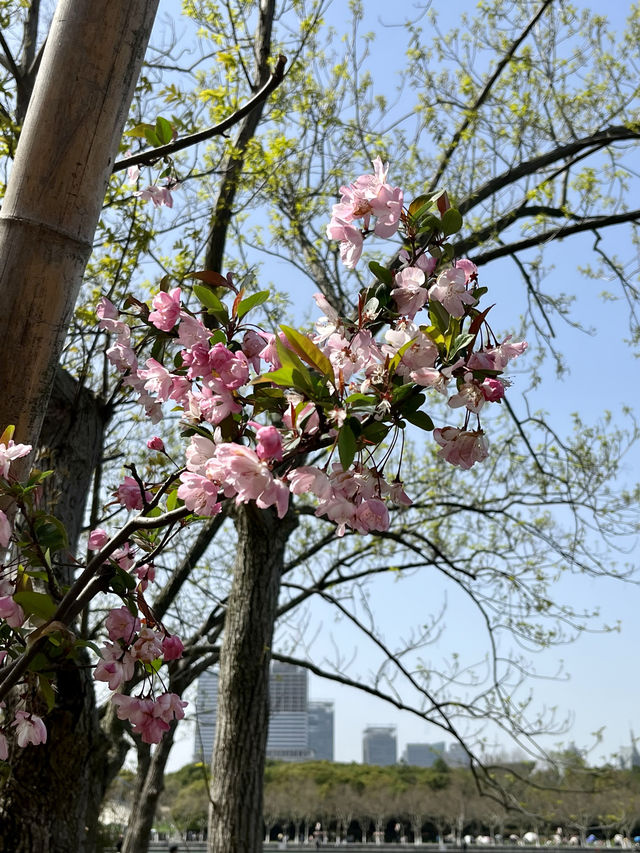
[{"x1": 0, "y1": 158, "x2": 526, "y2": 752}]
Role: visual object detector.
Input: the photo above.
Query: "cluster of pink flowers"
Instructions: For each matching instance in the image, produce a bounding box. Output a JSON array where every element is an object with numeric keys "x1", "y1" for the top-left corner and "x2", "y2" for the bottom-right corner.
[
  {"x1": 91, "y1": 594, "x2": 185, "y2": 743},
  {"x1": 289, "y1": 463, "x2": 411, "y2": 537},
  {"x1": 326, "y1": 158, "x2": 403, "y2": 268},
  {"x1": 112, "y1": 691, "x2": 187, "y2": 744}
]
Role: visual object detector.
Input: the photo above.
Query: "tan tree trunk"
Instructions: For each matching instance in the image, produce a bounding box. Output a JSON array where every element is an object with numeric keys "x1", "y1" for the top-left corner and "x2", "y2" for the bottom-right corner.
[
  {"x1": 0, "y1": 4, "x2": 158, "y2": 851},
  {"x1": 208, "y1": 504, "x2": 297, "y2": 853},
  {"x1": 0, "y1": 0, "x2": 158, "y2": 463}
]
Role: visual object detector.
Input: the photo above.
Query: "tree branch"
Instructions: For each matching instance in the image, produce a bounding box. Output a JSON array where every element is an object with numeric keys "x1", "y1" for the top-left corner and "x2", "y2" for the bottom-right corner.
[
  {"x1": 428, "y1": 0, "x2": 556, "y2": 192},
  {"x1": 112, "y1": 53, "x2": 287, "y2": 175}
]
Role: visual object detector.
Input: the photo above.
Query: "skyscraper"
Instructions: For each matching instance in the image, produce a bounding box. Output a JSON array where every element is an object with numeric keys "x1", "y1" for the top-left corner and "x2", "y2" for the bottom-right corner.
[
  {"x1": 192, "y1": 668, "x2": 219, "y2": 763},
  {"x1": 308, "y1": 700, "x2": 334, "y2": 761},
  {"x1": 266, "y1": 662, "x2": 312, "y2": 761},
  {"x1": 193, "y1": 662, "x2": 317, "y2": 763},
  {"x1": 362, "y1": 726, "x2": 397, "y2": 765}
]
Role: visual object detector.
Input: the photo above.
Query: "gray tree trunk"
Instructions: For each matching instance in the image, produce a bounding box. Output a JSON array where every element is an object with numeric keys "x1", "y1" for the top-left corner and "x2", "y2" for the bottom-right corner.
[
  {"x1": 122, "y1": 725, "x2": 177, "y2": 853},
  {"x1": 208, "y1": 504, "x2": 297, "y2": 853}
]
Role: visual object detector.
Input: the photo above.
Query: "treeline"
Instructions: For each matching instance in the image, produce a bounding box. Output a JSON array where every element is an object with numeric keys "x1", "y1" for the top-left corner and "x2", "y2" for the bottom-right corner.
[{"x1": 104, "y1": 758, "x2": 640, "y2": 844}]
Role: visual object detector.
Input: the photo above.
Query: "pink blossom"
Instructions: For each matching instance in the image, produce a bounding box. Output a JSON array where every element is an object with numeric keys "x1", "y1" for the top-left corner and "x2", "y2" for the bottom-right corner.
[
  {"x1": 325, "y1": 217, "x2": 364, "y2": 269},
  {"x1": 112, "y1": 692, "x2": 186, "y2": 744},
  {"x1": 433, "y1": 427, "x2": 489, "y2": 469},
  {"x1": 214, "y1": 444, "x2": 289, "y2": 518},
  {"x1": 315, "y1": 493, "x2": 357, "y2": 537},
  {"x1": 177, "y1": 311, "x2": 211, "y2": 349},
  {"x1": 117, "y1": 476, "x2": 152, "y2": 511},
  {"x1": 0, "y1": 439, "x2": 31, "y2": 478},
  {"x1": 96, "y1": 297, "x2": 121, "y2": 332},
  {"x1": 146, "y1": 436, "x2": 165, "y2": 452},
  {"x1": 242, "y1": 329, "x2": 269, "y2": 372},
  {"x1": 12, "y1": 711, "x2": 47, "y2": 747},
  {"x1": 106, "y1": 606, "x2": 140, "y2": 643},
  {"x1": 456, "y1": 258, "x2": 478, "y2": 284},
  {"x1": 187, "y1": 381, "x2": 242, "y2": 425},
  {"x1": 113, "y1": 543, "x2": 135, "y2": 571},
  {"x1": 330, "y1": 157, "x2": 403, "y2": 241},
  {"x1": 131, "y1": 627, "x2": 163, "y2": 663},
  {"x1": 94, "y1": 644, "x2": 136, "y2": 690},
  {"x1": 88, "y1": 528, "x2": 109, "y2": 550},
  {"x1": 135, "y1": 564, "x2": 156, "y2": 591},
  {"x1": 177, "y1": 472, "x2": 221, "y2": 516},
  {"x1": 138, "y1": 358, "x2": 175, "y2": 402},
  {"x1": 162, "y1": 634, "x2": 184, "y2": 661},
  {"x1": 354, "y1": 498, "x2": 390, "y2": 533},
  {"x1": 209, "y1": 344, "x2": 250, "y2": 389},
  {"x1": 185, "y1": 435, "x2": 218, "y2": 475},
  {"x1": 387, "y1": 481, "x2": 412, "y2": 507},
  {"x1": 134, "y1": 184, "x2": 174, "y2": 209},
  {"x1": 148, "y1": 287, "x2": 181, "y2": 332},
  {"x1": 287, "y1": 466, "x2": 332, "y2": 499},
  {"x1": 0, "y1": 596, "x2": 24, "y2": 628},
  {"x1": 486, "y1": 337, "x2": 528, "y2": 370},
  {"x1": 448, "y1": 380, "x2": 486, "y2": 414},
  {"x1": 106, "y1": 339, "x2": 138, "y2": 373},
  {"x1": 254, "y1": 425, "x2": 283, "y2": 462},
  {"x1": 428, "y1": 267, "x2": 476, "y2": 318},
  {"x1": 392, "y1": 266, "x2": 427, "y2": 318},
  {"x1": 480, "y1": 377, "x2": 506, "y2": 402},
  {"x1": 398, "y1": 250, "x2": 437, "y2": 277},
  {"x1": 0, "y1": 510, "x2": 11, "y2": 549}
]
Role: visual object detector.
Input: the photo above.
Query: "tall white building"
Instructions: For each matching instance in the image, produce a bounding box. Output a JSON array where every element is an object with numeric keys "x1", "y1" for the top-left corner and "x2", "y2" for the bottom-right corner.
[{"x1": 193, "y1": 662, "x2": 319, "y2": 763}]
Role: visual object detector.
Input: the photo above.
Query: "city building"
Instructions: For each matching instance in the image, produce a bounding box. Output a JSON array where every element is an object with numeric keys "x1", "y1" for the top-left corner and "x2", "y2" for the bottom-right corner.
[
  {"x1": 192, "y1": 668, "x2": 219, "y2": 763},
  {"x1": 308, "y1": 700, "x2": 335, "y2": 761},
  {"x1": 267, "y1": 662, "x2": 312, "y2": 761},
  {"x1": 445, "y1": 741, "x2": 469, "y2": 767},
  {"x1": 362, "y1": 726, "x2": 397, "y2": 766},
  {"x1": 401, "y1": 741, "x2": 445, "y2": 767},
  {"x1": 193, "y1": 662, "x2": 319, "y2": 764}
]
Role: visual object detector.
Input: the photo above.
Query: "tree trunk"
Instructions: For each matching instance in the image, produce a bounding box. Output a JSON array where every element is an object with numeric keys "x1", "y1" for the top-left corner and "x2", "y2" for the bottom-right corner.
[
  {"x1": 208, "y1": 504, "x2": 297, "y2": 853},
  {"x1": 0, "y1": 372, "x2": 122, "y2": 850},
  {"x1": 122, "y1": 724, "x2": 177, "y2": 853},
  {"x1": 0, "y1": 657, "x2": 106, "y2": 853},
  {"x1": 0, "y1": 0, "x2": 158, "y2": 464}
]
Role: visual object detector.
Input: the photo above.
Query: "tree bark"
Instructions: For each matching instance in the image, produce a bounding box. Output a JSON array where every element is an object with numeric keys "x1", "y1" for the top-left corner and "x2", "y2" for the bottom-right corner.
[
  {"x1": 0, "y1": 0, "x2": 158, "y2": 465},
  {"x1": 122, "y1": 725, "x2": 177, "y2": 853},
  {"x1": 208, "y1": 504, "x2": 297, "y2": 853}
]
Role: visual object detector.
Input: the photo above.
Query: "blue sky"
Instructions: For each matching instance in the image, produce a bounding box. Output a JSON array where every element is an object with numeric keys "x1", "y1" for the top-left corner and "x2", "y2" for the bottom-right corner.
[{"x1": 158, "y1": 0, "x2": 640, "y2": 770}]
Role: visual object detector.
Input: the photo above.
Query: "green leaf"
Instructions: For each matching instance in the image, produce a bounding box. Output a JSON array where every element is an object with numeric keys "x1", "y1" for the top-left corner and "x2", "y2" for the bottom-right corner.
[
  {"x1": 441, "y1": 208, "x2": 463, "y2": 236},
  {"x1": 338, "y1": 423, "x2": 357, "y2": 470},
  {"x1": 429, "y1": 300, "x2": 451, "y2": 334},
  {"x1": 280, "y1": 325, "x2": 334, "y2": 380},
  {"x1": 368, "y1": 261, "x2": 393, "y2": 285},
  {"x1": 360, "y1": 421, "x2": 391, "y2": 444},
  {"x1": 252, "y1": 365, "x2": 297, "y2": 387},
  {"x1": 404, "y1": 409, "x2": 435, "y2": 431},
  {"x1": 13, "y1": 591, "x2": 58, "y2": 620},
  {"x1": 166, "y1": 488, "x2": 179, "y2": 512},
  {"x1": 144, "y1": 127, "x2": 161, "y2": 148},
  {"x1": 236, "y1": 290, "x2": 270, "y2": 319},
  {"x1": 125, "y1": 122, "x2": 155, "y2": 140},
  {"x1": 193, "y1": 284, "x2": 225, "y2": 313},
  {"x1": 38, "y1": 675, "x2": 56, "y2": 712},
  {"x1": 155, "y1": 116, "x2": 173, "y2": 145},
  {"x1": 448, "y1": 332, "x2": 475, "y2": 359},
  {"x1": 33, "y1": 515, "x2": 68, "y2": 553},
  {"x1": 344, "y1": 393, "x2": 378, "y2": 408}
]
